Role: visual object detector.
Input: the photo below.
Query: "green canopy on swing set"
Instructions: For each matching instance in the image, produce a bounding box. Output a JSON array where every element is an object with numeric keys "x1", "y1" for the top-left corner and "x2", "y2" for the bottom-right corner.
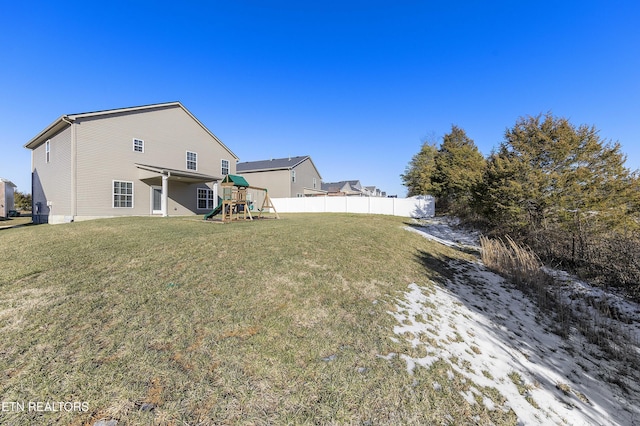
[{"x1": 221, "y1": 174, "x2": 250, "y2": 188}]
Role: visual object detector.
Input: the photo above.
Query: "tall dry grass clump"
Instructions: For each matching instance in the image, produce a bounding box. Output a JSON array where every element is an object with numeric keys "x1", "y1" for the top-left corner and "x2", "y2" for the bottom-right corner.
[
  {"x1": 480, "y1": 235, "x2": 544, "y2": 286},
  {"x1": 480, "y1": 235, "x2": 570, "y2": 336}
]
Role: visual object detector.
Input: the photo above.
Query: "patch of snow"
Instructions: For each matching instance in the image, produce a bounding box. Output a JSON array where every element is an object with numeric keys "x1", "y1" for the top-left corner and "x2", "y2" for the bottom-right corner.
[
  {"x1": 376, "y1": 352, "x2": 397, "y2": 361},
  {"x1": 543, "y1": 267, "x2": 640, "y2": 347},
  {"x1": 460, "y1": 390, "x2": 477, "y2": 405},
  {"x1": 390, "y1": 222, "x2": 640, "y2": 425},
  {"x1": 483, "y1": 396, "x2": 496, "y2": 411},
  {"x1": 405, "y1": 217, "x2": 481, "y2": 250}
]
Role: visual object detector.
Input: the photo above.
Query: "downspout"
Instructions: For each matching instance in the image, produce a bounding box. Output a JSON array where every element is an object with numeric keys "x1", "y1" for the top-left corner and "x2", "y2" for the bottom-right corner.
[
  {"x1": 31, "y1": 162, "x2": 35, "y2": 223},
  {"x1": 61, "y1": 116, "x2": 76, "y2": 221}
]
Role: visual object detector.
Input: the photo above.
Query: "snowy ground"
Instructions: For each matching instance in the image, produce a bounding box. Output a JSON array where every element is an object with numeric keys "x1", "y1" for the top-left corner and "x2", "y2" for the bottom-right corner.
[{"x1": 384, "y1": 218, "x2": 640, "y2": 425}]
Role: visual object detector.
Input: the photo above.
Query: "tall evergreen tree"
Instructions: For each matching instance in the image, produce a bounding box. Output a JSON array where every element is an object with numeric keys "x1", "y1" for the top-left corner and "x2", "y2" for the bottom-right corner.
[
  {"x1": 401, "y1": 141, "x2": 438, "y2": 196},
  {"x1": 476, "y1": 113, "x2": 639, "y2": 272},
  {"x1": 432, "y1": 125, "x2": 485, "y2": 213}
]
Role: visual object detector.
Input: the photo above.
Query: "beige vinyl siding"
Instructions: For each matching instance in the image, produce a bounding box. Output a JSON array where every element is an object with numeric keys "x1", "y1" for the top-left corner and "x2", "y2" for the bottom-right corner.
[
  {"x1": 74, "y1": 105, "x2": 234, "y2": 217},
  {"x1": 32, "y1": 126, "x2": 73, "y2": 218},
  {"x1": 237, "y1": 159, "x2": 323, "y2": 199},
  {"x1": 167, "y1": 182, "x2": 217, "y2": 215},
  {"x1": 240, "y1": 169, "x2": 291, "y2": 198},
  {"x1": 291, "y1": 159, "x2": 322, "y2": 196}
]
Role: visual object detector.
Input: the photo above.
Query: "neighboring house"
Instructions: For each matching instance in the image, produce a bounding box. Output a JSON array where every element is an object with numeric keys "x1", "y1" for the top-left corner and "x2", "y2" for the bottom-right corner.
[
  {"x1": 236, "y1": 156, "x2": 325, "y2": 198},
  {"x1": 323, "y1": 181, "x2": 386, "y2": 197},
  {"x1": 0, "y1": 178, "x2": 17, "y2": 218},
  {"x1": 321, "y1": 180, "x2": 364, "y2": 196},
  {"x1": 363, "y1": 186, "x2": 385, "y2": 197},
  {"x1": 24, "y1": 102, "x2": 238, "y2": 224}
]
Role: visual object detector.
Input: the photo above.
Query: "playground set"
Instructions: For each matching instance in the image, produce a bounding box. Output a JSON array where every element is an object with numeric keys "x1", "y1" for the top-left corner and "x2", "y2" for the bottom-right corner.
[{"x1": 204, "y1": 174, "x2": 279, "y2": 223}]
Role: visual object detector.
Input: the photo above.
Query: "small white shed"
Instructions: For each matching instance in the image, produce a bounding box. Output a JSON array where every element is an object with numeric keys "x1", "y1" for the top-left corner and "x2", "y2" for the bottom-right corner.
[{"x1": 0, "y1": 178, "x2": 17, "y2": 218}]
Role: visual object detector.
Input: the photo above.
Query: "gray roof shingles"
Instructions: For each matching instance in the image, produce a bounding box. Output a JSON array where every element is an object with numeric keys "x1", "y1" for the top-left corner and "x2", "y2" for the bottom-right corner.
[{"x1": 236, "y1": 156, "x2": 309, "y2": 172}]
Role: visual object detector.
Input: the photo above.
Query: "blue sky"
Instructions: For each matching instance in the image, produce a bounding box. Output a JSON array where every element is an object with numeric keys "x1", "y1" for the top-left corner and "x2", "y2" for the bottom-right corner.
[{"x1": 1, "y1": 1, "x2": 639, "y2": 197}]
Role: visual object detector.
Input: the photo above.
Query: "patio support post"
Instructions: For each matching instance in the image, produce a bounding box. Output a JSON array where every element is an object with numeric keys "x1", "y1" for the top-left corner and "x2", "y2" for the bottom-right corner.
[{"x1": 162, "y1": 174, "x2": 169, "y2": 217}]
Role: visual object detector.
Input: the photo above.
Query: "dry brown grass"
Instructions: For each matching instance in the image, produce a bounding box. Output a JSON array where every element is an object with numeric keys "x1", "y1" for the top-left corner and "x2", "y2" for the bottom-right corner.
[
  {"x1": 481, "y1": 234, "x2": 571, "y2": 337},
  {"x1": 480, "y1": 235, "x2": 545, "y2": 286},
  {"x1": 0, "y1": 214, "x2": 518, "y2": 425}
]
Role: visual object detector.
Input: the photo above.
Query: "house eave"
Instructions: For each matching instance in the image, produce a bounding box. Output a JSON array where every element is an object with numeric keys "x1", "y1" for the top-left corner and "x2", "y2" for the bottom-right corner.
[
  {"x1": 24, "y1": 116, "x2": 72, "y2": 150},
  {"x1": 0, "y1": 178, "x2": 17, "y2": 187},
  {"x1": 304, "y1": 157, "x2": 323, "y2": 180},
  {"x1": 237, "y1": 166, "x2": 292, "y2": 173}
]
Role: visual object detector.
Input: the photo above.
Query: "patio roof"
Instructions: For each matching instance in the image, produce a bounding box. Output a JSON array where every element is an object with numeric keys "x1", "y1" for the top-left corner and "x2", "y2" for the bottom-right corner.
[{"x1": 135, "y1": 163, "x2": 221, "y2": 183}]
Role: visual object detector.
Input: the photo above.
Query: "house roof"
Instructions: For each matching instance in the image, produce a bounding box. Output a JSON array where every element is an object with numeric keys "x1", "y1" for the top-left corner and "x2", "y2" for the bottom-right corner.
[
  {"x1": 236, "y1": 155, "x2": 322, "y2": 179},
  {"x1": 321, "y1": 180, "x2": 362, "y2": 193},
  {"x1": 321, "y1": 182, "x2": 343, "y2": 192},
  {"x1": 23, "y1": 101, "x2": 239, "y2": 160}
]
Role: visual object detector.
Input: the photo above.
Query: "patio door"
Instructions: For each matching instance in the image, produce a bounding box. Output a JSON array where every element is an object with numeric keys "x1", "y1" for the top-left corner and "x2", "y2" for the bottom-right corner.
[{"x1": 151, "y1": 186, "x2": 162, "y2": 214}]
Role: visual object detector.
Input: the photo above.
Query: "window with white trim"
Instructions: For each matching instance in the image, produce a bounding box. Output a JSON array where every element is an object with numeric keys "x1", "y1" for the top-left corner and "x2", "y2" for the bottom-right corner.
[
  {"x1": 221, "y1": 159, "x2": 229, "y2": 176},
  {"x1": 313, "y1": 177, "x2": 317, "y2": 189},
  {"x1": 186, "y1": 151, "x2": 197, "y2": 170},
  {"x1": 113, "y1": 181, "x2": 133, "y2": 208},
  {"x1": 133, "y1": 138, "x2": 144, "y2": 153},
  {"x1": 197, "y1": 188, "x2": 215, "y2": 210},
  {"x1": 291, "y1": 170, "x2": 296, "y2": 183},
  {"x1": 45, "y1": 140, "x2": 50, "y2": 163}
]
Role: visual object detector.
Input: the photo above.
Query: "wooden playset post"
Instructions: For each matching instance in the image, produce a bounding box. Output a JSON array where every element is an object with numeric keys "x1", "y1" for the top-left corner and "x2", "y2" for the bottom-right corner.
[
  {"x1": 246, "y1": 186, "x2": 279, "y2": 219},
  {"x1": 220, "y1": 181, "x2": 234, "y2": 223}
]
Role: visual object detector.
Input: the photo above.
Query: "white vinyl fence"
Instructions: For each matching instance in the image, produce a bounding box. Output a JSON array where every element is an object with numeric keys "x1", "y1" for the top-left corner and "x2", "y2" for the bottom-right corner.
[{"x1": 270, "y1": 195, "x2": 434, "y2": 218}]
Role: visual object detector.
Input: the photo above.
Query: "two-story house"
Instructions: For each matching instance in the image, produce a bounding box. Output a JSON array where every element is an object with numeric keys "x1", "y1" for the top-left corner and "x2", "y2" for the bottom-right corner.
[
  {"x1": 236, "y1": 156, "x2": 325, "y2": 198},
  {"x1": 24, "y1": 102, "x2": 238, "y2": 224}
]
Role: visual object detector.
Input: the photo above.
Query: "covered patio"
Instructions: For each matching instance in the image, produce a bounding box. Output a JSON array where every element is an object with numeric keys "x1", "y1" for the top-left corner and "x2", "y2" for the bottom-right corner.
[{"x1": 136, "y1": 163, "x2": 220, "y2": 217}]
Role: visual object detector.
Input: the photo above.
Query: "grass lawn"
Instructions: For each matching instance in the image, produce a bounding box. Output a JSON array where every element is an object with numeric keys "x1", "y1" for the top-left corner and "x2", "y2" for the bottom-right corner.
[
  {"x1": 0, "y1": 215, "x2": 32, "y2": 228},
  {"x1": 0, "y1": 214, "x2": 515, "y2": 425}
]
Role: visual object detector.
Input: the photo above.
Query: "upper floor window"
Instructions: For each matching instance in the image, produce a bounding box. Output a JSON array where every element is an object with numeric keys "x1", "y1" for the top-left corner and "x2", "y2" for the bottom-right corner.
[
  {"x1": 221, "y1": 159, "x2": 229, "y2": 176},
  {"x1": 313, "y1": 177, "x2": 317, "y2": 189},
  {"x1": 45, "y1": 140, "x2": 50, "y2": 163},
  {"x1": 133, "y1": 138, "x2": 144, "y2": 153},
  {"x1": 186, "y1": 151, "x2": 197, "y2": 170},
  {"x1": 291, "y1": 170, "x2": 296, "y2": 183}
]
